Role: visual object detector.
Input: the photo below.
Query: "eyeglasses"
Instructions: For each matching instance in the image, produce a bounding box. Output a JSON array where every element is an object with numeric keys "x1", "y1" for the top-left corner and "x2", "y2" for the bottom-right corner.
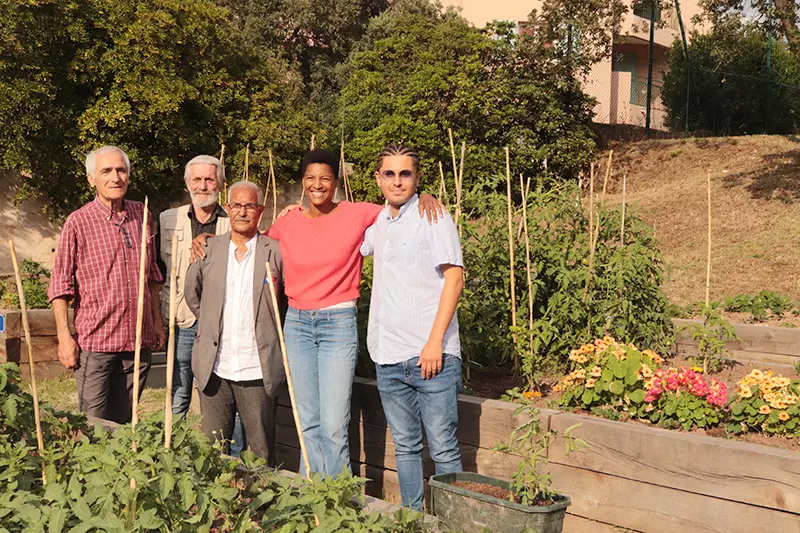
[
  {"x1": 115, "y1": 221, "x2": 132, "y2": 248},
  {"x1": 378, "y1": 169, "x2": 415, "y2": 181},
  {"x1": 227, "y1": 202, "x2": 261, "y2": 212}
]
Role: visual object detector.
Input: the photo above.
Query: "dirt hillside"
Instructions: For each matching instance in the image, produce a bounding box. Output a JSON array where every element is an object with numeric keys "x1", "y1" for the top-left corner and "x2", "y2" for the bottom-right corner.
[{"x1": 600, "y1": 135, "x2": 800, "y2": 305}]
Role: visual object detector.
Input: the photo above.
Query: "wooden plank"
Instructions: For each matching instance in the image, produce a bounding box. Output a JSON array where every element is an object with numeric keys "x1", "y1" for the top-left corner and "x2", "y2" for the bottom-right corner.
[
  {"x1": 674, "y1": 342, "x2": 800, "y2": 369},
  {"x1": 3, "y1": 336, "x2": 60, "y2": 363},
  {"x1": 1, "y1": 310, "x2": 73, "y2": 337},
  {"x1": 550, "y1": 412, "x2": 800, "y2": 514},
  {"x1": 563, "y1": 513, "x2": 641, "y2": 533},
  {"x1": 550, "y1": 463, "x2": 800, "y2": 533},
  {"x1": 19, "y1": 361, "x2": 72, "y2": 381},
  {"x1": 674, "y1": 319, "x2": 800, "y2": 356}
]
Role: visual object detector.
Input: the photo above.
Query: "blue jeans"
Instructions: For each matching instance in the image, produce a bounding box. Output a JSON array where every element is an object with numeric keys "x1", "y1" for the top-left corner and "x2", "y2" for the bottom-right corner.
[
  {"x1": 376, "y1": 355, "x2": 463, "y2": 512},
  {"x1": 284, "y1": 306, "x2": 358, "y2": 477},
  {"x1": 171, "y1": 323, "x2": 197, "y2": 414}
]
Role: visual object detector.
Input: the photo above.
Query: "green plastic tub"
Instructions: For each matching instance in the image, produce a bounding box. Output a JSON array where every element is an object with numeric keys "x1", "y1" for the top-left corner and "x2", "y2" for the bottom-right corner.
[{"x1": 429, "y1": 472, "x2": 570, "y2": 533}]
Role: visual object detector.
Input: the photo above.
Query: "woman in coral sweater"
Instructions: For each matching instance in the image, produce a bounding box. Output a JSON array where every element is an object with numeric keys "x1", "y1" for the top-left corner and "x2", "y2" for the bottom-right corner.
[{"x1": 266, "y1": 149, "x2": 442, "y2": 477}]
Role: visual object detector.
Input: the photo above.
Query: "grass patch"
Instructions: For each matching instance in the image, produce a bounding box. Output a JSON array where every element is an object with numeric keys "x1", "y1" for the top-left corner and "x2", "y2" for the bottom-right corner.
[{"x1": 28, "y1": 376, "x2": 167, "y2": 417}]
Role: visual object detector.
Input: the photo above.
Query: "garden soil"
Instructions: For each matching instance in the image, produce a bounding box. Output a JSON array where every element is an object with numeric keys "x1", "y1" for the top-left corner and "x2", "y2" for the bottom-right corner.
[{"x1": 598, "y1": 135, "x2": 800, "y2": 305}]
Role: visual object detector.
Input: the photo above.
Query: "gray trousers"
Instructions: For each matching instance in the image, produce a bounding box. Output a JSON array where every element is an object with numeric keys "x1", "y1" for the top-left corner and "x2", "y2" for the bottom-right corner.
[
  {"x1": 199, "y1": 373, "x2": 278, "y2": 466},
  {"x1": 75, "y1": 350, "x2": 152, "y2": 424}
]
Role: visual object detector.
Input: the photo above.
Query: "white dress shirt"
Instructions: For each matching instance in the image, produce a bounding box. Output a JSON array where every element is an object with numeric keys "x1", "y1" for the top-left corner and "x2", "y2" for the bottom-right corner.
[
  {"x1": 361, "y1": 194, "x2": 463, "y2": 365},
  {"x1": 214, "y1": 235, "x2": 263, "y2": 381}
]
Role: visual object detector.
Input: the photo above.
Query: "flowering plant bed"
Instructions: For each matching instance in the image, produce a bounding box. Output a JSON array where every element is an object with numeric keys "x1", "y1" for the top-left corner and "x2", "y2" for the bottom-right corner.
[{"x1": 729, "y1": 369, "x2": 800, "y2": 435}]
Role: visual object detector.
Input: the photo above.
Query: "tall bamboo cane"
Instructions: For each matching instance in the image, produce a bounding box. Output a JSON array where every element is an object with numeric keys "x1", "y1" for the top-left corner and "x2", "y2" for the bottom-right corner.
[
  {"x1": 456, "y1": 142, "x2": 465, "y2": 236},
  {"x1": 268, "y1": 150, "x2": 277, "y2": 224},
  {"x1": 706, "y1": 172, "x2": 712, "y2": 307},
  {"x1": 584, "y1": 165, "x2": 596, "y2": 307},
  {"x1": 131, "y1": 198, "x2": 149, "y2": 434},
  {"x1": 505, "y1": 148, "x2": 518, "y2": 367},
  {"x1": 219, "y1": 144, "x2": 226, "y2": 206},
  {"x1": 310, "y1": 134, "x2": 315, "y2": 151},
  {"x1": 620, "y1": 173, "x2": 627, "y2": 243},
  {"x1": 438, "y1": 161, "x2": 448, "y2": 204},
  {"x1": 8, "y1": 240, "x2": 46, "y2": 484},
  {"x1": 519, "y1": 175, "x2": 534, "y2": 382},
  {"x1": 164, "y1": 235, "x2": 178, "y2": 448}
]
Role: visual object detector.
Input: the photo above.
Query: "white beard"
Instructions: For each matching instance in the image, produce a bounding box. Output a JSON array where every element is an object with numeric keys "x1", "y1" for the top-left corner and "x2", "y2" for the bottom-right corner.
[{"x1": 190, "y1": 190, "x2": 220, "y2": 208}]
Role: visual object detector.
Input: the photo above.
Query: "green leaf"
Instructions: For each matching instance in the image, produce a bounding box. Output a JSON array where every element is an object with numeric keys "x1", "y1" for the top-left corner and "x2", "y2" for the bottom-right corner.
[
  {"x1": 159, "y1": 472, "x2": 175, "y2": 501},
  {"x1": 609, "y1": 381, "x2": 624, "y2": 395},
  {"x1": 628, "y1": 389, "x2": 645, "y2": 404},
  {"x1": 48, "y1": 508, "x2": 67, "y2": 533}
]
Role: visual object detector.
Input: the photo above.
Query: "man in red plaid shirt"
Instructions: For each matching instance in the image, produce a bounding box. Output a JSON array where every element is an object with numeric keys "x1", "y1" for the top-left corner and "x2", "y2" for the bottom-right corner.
[{"x1": 49, "y1": 145, "x2": 166, "y2": 424}]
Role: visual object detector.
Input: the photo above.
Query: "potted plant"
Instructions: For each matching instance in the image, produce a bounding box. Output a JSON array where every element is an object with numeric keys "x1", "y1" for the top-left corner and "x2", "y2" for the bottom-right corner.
[{"x1": 429, "y1": 389, "x2": 586, "y2": 533}]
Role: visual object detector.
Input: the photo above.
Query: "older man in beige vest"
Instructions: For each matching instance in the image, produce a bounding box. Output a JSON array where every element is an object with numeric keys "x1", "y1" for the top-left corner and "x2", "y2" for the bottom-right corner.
[{"x1": 160, "y1": 155, "x2": 231, "y2": 415}]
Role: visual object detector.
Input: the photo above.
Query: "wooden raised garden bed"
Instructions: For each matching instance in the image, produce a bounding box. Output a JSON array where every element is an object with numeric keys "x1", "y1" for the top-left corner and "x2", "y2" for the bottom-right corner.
[
  {"x1": 673, "y1": 318, "x2": 800, "y2": 371},
  {"x1": 275, "y1": 377, "x2": 800, "y2": 533}
]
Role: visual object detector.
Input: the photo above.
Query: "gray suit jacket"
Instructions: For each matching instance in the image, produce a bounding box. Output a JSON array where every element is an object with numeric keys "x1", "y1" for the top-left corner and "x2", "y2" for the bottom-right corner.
[{"x1": 184, "y1": 233, "x2": 286, "y2": 397}]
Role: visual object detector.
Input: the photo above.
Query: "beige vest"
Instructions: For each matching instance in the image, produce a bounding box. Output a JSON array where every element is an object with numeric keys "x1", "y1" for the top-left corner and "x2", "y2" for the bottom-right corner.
[{"x1": 159, "y1": 204, "x2": 231, "y2": 328}]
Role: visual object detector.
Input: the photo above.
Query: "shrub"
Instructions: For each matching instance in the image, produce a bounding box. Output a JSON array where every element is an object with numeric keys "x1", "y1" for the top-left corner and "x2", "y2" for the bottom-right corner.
[
  {"x1": 641, "y1": 367, "x2": 728, "y2": 430},
  {"x1": 556, "y1": 337, "x2": 664, "y2": 416},
  {"x1": 729, "y1": 369, "x2": 800, "y2": 436},
  {"x1": 0, "y1": 259, "x2": 51, "y2": 310},
  {"x1": 685, "y1": 304, "x2": 739, "y2": 374}
]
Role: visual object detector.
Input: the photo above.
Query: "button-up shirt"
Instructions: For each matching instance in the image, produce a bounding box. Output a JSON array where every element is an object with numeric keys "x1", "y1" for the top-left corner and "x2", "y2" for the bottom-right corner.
[
  {"x1": 214, "y1": 235, "x2": 262, "y2": 381},
  {"x1": 188, "y1": 204, "x2": 227, "y2": 240},
  {"x1": 361, "y1": 194, "x2": 463, "y2": 365},
  {"x1": 49, "y1": 198, "x2": 164, "y2": 352}
]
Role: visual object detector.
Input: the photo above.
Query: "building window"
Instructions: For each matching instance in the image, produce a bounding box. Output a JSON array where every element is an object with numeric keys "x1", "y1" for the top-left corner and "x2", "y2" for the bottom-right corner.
[{"x1": 633, "y1": 1, "x2": 661, "y2": 22}]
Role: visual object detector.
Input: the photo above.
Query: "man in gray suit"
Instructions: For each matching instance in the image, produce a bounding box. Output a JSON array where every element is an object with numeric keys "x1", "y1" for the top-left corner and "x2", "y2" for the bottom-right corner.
[{"x1": 185, "y1": 180, "x2": 285, "y2": 463}]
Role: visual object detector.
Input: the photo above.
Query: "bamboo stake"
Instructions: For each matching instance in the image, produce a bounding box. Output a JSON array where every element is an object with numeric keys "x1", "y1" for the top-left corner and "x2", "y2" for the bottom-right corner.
[
  {"x1": 600, "y1": 150, "x2": 613, "y2": 209},
  {"x1": 131, "y1": 197, "x2": 149, "y2": 434},
  {"x1": 8, "y1": 240, "x2": 46, "y2": 484},
  {"x1": 705, "y1": 172, "x2": 712, "y2": 307},
  {"x1": 620, "y1": 173, "x2": 627, "y2": 243},
  {"x1": 243, "y1": 143, "x2": 250, "y2": 182},
  {"x1": 520, "y1": 175, "x2": 534, "y2": 378},
  {"x1": 505, "y1": 148, "x2": 518, "y2": 367},
  {"x1": 264, "y1": 263, "x2": 320, "y2": 527},
  {"x1": 516, "y1": 176, "x2": 532, "y2": 241},
  {"x1": 438, "y1": 161, "x2": 448, "y2": 204},
  {"x1": 310, "y1": 134, "x2": 315, "y2": 151},
  {"x1": 456, "y1": 141, "x2": 465, "y2": 236},
  {"x1": 219, "y1": 144, "x2": 226, "y2": 206},
  {"x1": 164, "y1": 235, "x2": 178, "y2": 448},
  {"x1": 584, "y1": 165, "x2": 596, "y2": 306},
  {"x1": 268, "y1": 150, "x2": 277, "y2": 224}
]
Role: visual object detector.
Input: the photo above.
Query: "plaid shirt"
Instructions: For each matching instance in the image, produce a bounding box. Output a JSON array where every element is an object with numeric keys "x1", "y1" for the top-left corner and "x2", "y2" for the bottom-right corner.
[{"x1": 49, "y1": 198, "x2": 164, "y2": 352}]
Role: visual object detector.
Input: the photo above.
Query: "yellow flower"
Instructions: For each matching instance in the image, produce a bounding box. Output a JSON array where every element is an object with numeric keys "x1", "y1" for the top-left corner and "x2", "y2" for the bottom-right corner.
[
  {"x1": 569, "y1": 350, "x2": 581, "y2": 361},
  {"x1": 785, "y1": 395, "x2": 797, "y2": 405},
  {"x1": 585, "y1": 378, "x2": 597, "y2": 388},
  {"x1": 603, "y1": 335, "x2": 615, "y2": 344},
  {"x1": 738, "y1": 387, "x2": 753, "y2": 398},
  {"x1": 641, "y1": 366, "x2": 654, "y2": 378},
  {"x1": 645, "y1": 378, "x2": 655, "y2": 390},
  {"x1": 574, "y1": 369, "x2": 586, "y2": 380},
  {"x1": 760, "y1": 383, "x2": 773, "y2": 395},
  {"x1": 773, "y1": 377, "x2": 791, "y2": 388},
  {"x1": 584, "y1": 344, "x2": 596, "y2": 353},
  {"x1": 758, "y1": 405, "x2": 771, "y2": 415},
  {"x1": 644, "y1": 403, "x2": 654, "y2": 412},
  {"x1": 764, "y1": 392, "x2": 778, "y2": 403},
  {"x1": 692, "y1": 366, "x2": 704, "y2": 373},
  {"x1": 779, "y1": 411, "x2": 790, "y2": 422},
  {"x1": 522, "y1": 390, "x2": 542, "y2": 400},
  {"x1": 553, "y1": 384, "x2": 562, "y2": 393},
  {"x1": 748, "y1": 369, "x2": 765, "y2": 383},
  {"x1": 590, "y1": 366, "x2": 602, "y2": 378},
  {"x1": 576, "y1": 354, "x2": 589, "y2": 364},
  {"x1": 653, "y1": 354, "x2": 664, "y2": 365}
]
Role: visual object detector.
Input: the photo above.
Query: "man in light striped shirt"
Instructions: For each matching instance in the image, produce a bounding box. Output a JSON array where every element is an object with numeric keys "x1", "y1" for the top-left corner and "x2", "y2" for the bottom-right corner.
[{"x1": 361, "y1": 144, "x2": 464, "y2": 511}]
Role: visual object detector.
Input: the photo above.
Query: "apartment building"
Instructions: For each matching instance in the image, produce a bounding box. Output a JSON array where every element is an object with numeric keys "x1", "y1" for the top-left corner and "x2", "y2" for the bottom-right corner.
[{"x1": 444, "y1": 1, "x2": 704, "y2": 130}]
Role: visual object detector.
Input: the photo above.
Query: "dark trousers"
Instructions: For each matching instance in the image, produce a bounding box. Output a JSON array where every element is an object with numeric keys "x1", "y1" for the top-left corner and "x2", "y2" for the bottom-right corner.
[
  {"x1": 75, "y1": 350, "x2": 152, "y2": 424},
  {"x1": 199, "y1": 373, "x2": 278, "y2": 465}
]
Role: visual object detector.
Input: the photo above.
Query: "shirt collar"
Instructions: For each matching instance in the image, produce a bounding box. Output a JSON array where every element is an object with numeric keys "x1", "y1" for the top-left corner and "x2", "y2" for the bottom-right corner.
[
  {"x1": 388, "y1": 194, "x2": 419, "y2": 221},
  {"x1": 229, "y1": 234, "x2": 258, "y2": 256},
  {"x1": 92, "y1": 197, "x2": 128, "y2": 222},
  {"x1": 188, "y1": 203, "x2": 227, "y2": 222}
]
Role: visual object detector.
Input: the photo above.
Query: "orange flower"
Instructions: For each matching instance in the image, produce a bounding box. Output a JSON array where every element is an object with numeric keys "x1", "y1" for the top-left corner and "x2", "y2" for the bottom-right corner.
[
  {"x1": 576, "y1": 354, "x2": 589, "y2": 364},
  {"x1": 603, "y1": 335, "x2": 615, "y2": 344},
  {"x1": 569, "y1": 350, "x2": 581, "y2": 361},
  {"x1": 590, "y1": 366, "x2": 602, "y2": 378},
  {"x1": 574, "y1": 368, "x2": 587, "y2": 380},
  {"x1": 641, "y1": 366, "x2": 654, "y2": 378},
  {"x1": 585, "y1": 378, "x2": 597, "y2": 388},
  {"x1": 758, "y1": 405, "x2": 771, "y2": 415},
  {"x1": 522, "y1": 390, "x2": 543, "y2": 399},
  {"x1": 778, "y1": 411, "x2": 790, "y2": 421}
]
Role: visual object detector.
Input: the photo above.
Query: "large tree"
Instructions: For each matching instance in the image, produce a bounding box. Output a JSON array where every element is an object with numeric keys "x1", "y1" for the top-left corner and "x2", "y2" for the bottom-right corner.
[
  {"x1": 339, "y1": 4, "x2": 599, "y2": 201},
  {"x1": 0, "y1": 0, "x2": 317, "y2": 219}
]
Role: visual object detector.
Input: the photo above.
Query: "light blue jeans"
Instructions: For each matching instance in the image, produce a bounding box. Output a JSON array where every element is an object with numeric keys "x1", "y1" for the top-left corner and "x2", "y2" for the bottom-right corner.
[
  {"x1": 376, "y1": 354, "x2": 463, "y2": 511},
  {"x1": 284, "y1": 306, "x2": 358, "y2": 477},
  {"x1": 171, "y1": 323, "x2": 197, "y2": 415}
]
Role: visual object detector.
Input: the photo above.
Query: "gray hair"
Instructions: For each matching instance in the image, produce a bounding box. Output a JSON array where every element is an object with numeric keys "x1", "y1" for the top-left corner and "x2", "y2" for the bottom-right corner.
[
  {"x1": 184, "y1": 155, "x2": 225, "y2": 187},
  {"x1": 228, "y1": 180, "x2": 264, "y2": 206},
  {"x1": 85, "y1": 146, "x2": 130, "y2": 178}
]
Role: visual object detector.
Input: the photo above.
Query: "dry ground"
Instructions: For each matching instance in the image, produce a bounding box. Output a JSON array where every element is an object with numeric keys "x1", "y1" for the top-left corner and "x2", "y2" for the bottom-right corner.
[
  {"x1": 598, "y1": 135, "x2": 800, "y2": 305},
  {"x1": 29, "y1": 376, "x2": 168, "y2": 417}
]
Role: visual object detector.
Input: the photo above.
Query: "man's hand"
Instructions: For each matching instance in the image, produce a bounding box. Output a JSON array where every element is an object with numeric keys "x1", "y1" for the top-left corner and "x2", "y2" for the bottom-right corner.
[
  {"x1": 153, "y1": 321, "x2": 166, "y2": 351},
  {"x1": 57, "y1": 334, "x2": 80, "y2": 369},
  {"x1": 191, "y1": 233, "x2": 215, "y2": 262},
  {"x1": 418, "y1": 194, "x2": 446, "y2": 223},
  {"x1": 278, "y1": 204, "x2": 302, "y2": 218},
  {"x1": 417, "y1": 339, "x2": 443, "y2": 379}
]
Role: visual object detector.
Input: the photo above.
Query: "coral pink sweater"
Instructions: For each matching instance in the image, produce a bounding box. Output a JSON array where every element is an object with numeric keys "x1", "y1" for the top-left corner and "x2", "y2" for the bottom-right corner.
[{"x1": 267, "y1": 202, "x2": 383, "y2": 310}]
